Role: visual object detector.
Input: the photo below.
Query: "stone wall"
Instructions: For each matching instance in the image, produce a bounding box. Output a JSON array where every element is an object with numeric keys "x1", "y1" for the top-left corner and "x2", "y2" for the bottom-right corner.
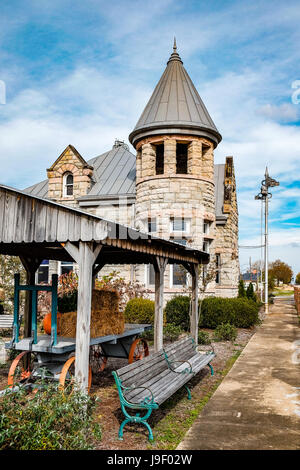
[
  {"x1": 47, "y1": 145, "x2": 93, "y2": 205},
  {"x1": 214, "y1": 158, "x2": 239, "y2": 297},
  {"x1": 135, "y1": 134, "x2": 217, "y2": 293}
]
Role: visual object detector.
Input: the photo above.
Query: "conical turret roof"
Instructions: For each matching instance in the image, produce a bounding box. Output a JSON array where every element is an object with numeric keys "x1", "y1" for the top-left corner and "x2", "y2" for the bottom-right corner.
[{"x1": 129, "y1": 40, "x2": 222, "y2": 148}]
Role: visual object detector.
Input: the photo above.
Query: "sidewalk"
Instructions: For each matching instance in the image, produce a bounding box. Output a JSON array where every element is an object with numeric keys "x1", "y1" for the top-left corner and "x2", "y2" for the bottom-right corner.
[{"x1": 177, "y1": 297, "x2": 300, "y2": 450}]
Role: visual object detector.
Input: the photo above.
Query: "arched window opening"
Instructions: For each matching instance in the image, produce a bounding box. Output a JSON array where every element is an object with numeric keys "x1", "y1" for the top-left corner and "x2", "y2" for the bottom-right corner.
[
  {"x1": 176, "y1": 143, "x2": 188, "y2": 174},
  {"x1": 155, "y1": 144, "x2": 164, "y2": 175},
  {"x1": 63, "y1": 172, "x2": 74, "y2": 196}
]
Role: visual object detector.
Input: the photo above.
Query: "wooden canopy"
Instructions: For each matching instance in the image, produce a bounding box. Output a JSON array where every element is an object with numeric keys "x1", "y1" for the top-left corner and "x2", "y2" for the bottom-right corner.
[{"x1": 0, "y1": 183, "x2": 209, "y2": 391}]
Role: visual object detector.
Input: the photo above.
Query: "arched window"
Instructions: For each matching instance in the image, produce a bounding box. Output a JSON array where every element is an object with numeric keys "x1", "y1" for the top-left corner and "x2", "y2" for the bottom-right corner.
[{"x1": 63, "y1": 172, "x2": 74, "y2": 196}]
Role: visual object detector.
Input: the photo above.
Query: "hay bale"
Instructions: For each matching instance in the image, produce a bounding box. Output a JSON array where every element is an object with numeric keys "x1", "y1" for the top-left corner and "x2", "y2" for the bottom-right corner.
[{"x1": 59, "y1": 289, "x2": 124, "y2": 338}]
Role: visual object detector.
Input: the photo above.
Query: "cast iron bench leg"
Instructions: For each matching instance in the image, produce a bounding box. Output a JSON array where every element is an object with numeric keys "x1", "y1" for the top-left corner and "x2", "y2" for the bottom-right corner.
[
  {"x1": 184, "y1": 385, "x2": 192, "y2": 400},
  {"x1": 118, "y1": 407, "x2": 155, "y2": 442},
  {"x1": 208, "y1": 362, "x2": 214, "y2": 376}
]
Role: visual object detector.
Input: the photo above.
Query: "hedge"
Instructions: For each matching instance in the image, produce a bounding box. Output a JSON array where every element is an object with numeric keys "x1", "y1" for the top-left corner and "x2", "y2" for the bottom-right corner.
[
  {"x1": 200, "y1": 297, "x2": 260, "y2": 328},
  {"x1": 164, "y1": 295, "x2": 260, "y2": 330}
]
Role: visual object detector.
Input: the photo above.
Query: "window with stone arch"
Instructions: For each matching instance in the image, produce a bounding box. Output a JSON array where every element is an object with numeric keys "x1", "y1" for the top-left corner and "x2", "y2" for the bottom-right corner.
[{"x1": 63, "y1": 172, "x2": 74, "y2": 196}]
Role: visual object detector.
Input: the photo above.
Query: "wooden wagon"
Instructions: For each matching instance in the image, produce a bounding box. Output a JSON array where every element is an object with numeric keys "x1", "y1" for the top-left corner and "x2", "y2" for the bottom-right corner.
[{"x1": 4, "y1": 274, "x2": 151, "y2": 393}]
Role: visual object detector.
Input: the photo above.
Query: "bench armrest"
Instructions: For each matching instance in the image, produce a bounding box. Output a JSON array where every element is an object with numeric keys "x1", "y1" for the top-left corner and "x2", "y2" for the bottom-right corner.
[
  {"x1": 124, "y1": 386, "x2": 156, "y2": 407},
  {"x1": 112, "y1": 371, "x2": 158, "y2": 410},
  {"x1": 167, "y1": 359, "x2": 193, "y2": 374}
]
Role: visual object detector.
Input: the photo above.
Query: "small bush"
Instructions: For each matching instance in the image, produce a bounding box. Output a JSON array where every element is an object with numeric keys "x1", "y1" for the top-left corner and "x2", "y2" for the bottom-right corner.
[
  {"x1": 0, "y1": 384, "x2": 101, "y2": 450},
  {"x1": 164, "y1": 296, "x2": 190, "y2": 331},
  {"x1": 163, "y1": 324, "x2": 183, "y2": 342},
  {"x1": 198, "y1": 330, "x2": 211, "y2": 345},
  {"x1": 238, "y1": 279, "x2": 246, "y2": 297},
  {"x1": 200, "y1": 297, "x2": 260, "y2": 329},
  {"x1": 141, "y1": 324, "x2": 184, "y2": 343},
  {"x1": 246, "y1": 282, "x2": 256, "y2": 302},
  {"x1": 124, "y1": 298, "x2": 155, "y2": 324},
  {"x1": 58, "y1": 291, "x2": 77, "y2": 313},
  {"x1": 213, "y1": 323, "x2": 238, "y2": 342}
]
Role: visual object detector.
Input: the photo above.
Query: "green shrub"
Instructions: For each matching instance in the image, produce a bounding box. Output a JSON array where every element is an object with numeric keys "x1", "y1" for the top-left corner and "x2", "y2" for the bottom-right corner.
[
  {"x1": 213, "y1": 323, "x2": 238, "y2": 342},
  {"x1": 246, "y1": 282, "x2": 256, "y2": 301},
  {"x1": 238, "y1": 279, "x2": 246, "y2": 297},
  {"x1": 58, "y1": 291, "x2": 77, "y2": 313},
  {"x1": 164, "y1": 295, "x2": 190, "y2": 331},
  {"x1": 200, "y1": 297, "x2": 260, "y2": 329},
  {"x1": 198, "y1": 330, "x2": 211, "y2": 345},
  {"x1": 163, "y1": 324, "x2": 183, "y2": 342},
  {"x1": 141, "y1": 324, "x2": 184, "y2": 343},
  {"x1": 124, "y1": 298, "x2": 155, "y2": 324},
  {"x1": 0, "y1": 384, "x2": 101, "y2": 450}
]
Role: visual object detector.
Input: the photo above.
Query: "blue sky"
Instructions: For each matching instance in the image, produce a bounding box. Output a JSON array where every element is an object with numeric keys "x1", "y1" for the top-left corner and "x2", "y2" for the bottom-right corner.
[{"x1": 0, "y1": 0, "x2": 300, "y2": 276}]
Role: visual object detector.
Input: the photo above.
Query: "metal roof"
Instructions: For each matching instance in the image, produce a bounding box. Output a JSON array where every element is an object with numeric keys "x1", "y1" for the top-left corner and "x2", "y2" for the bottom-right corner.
[
  {"x1": 25, "y1": 143, "x2": 136, "y2": 200},
  {"x1": 25, "y1": 146, "x2": 226, "y2": 218},
  {"x1": 129, "y1": 41, "x2": 222, "y2": 148}
]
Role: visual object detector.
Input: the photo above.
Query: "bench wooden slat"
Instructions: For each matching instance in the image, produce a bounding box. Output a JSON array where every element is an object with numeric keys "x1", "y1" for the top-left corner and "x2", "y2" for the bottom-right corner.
[
  {"x1": 0, "y1": 315, "x2": 14, "y2": 328},
  {"x1": 113, "y1": 336, "x2": 216, "y2": 441}
]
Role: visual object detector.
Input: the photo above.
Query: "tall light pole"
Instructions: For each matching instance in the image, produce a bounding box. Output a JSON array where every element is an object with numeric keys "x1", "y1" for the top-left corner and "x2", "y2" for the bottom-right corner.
[{"x1": 255, "y1": 168, "x2": 279, "y2": 314}]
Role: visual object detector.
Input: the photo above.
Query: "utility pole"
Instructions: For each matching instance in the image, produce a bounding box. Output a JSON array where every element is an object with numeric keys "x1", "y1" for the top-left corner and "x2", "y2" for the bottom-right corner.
[{"x1": 255, "y1": 168, "x2": 279, "y2": 314}]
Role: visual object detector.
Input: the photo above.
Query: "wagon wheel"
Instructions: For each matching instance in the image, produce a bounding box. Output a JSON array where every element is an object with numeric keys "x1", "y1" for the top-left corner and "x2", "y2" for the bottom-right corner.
[
  {"x1": 128, "y1": 338, "x2": 149, "y2": 364},
  {"x1": 90, "y1": 344, "x2": 108, "y2": 374},
  {"x1": 8, "y1": 351, "x2": 35, "y2": 388},
  {"x1": 59, "y1": 356, "x2": 92, "y2": 393}
]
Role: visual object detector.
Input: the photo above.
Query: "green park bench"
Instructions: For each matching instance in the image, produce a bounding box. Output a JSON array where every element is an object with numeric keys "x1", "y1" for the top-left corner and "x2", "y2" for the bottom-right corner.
[{"x1": 112, "y1": 336, "x2": 215, "y2": 441}]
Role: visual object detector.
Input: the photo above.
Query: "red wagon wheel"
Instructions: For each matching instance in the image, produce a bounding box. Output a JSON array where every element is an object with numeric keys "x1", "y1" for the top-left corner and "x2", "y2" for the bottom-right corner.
[
  {"x1": 128, "y1": 338, "x2": 149, "y2": 364},
  {"x1": 90, "y1": 344, "x2": 108, "y2": 374},
  {"x1": 8, "y1": 351, "x2": 35, "y2": 388},
  {"x1": 59, "y1": 356, "x2": 92, "y2": 393}
]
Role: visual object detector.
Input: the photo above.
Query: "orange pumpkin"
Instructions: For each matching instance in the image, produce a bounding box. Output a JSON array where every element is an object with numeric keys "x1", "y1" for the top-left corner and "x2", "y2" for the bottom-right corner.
[{"x1": 43, "y1": 312, "x2": 62, "y2": 335}]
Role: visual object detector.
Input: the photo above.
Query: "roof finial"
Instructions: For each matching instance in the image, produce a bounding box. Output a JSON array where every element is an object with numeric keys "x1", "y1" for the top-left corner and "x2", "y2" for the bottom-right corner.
[
  {"x1": 173, "y1": 37, "x2": 177, "y2": 53},
  {"x1": 167, "y1": 37, "x2": 183, "y2": 64}
]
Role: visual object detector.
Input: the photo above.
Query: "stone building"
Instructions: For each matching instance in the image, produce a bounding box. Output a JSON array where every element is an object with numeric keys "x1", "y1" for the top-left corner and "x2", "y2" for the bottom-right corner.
[{"x1": 25, "y1": 43, "x2": 239, "y2": 298}]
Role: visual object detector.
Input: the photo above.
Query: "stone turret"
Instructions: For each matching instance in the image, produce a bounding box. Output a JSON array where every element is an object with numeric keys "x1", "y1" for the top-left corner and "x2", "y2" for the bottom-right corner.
[{"x1": 130, "y1": 41, "x2": 222, "y2": 291}]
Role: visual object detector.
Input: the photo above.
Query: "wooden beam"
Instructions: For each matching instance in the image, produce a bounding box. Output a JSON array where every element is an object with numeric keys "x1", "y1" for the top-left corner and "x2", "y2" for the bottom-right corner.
[
  {"x1": 153, "y1": 256, "x2": 168, "y2": 352},
  {"x1": 74, "y1": 242, "x2": 102, "y2": 392},
  {"x1": 190, "y1": 263, "x2": 199, "y2": 344}
]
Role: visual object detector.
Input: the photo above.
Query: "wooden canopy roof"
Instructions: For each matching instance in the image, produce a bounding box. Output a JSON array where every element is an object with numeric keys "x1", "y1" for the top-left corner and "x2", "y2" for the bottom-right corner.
[{"x1": 0, "y1": 184, "x2": 209, "y2": 266}]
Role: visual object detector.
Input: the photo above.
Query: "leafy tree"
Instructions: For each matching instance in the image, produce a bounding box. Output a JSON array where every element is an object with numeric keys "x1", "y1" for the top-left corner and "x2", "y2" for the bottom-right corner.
[
  {"x1": 295, "y1": 273, "x2": 300, "y2": 285},
  {"x1": 238, "y1": 279, "x2": 246, "y2": 297},
  {"x1": 269, "y1": 259, "x2": 293, "y2": 286}
]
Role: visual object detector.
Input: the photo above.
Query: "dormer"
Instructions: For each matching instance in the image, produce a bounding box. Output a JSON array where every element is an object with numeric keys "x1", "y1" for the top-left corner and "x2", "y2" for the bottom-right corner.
[{"x1": 46, "y1": 145, "x2": 93, "y2": 202}]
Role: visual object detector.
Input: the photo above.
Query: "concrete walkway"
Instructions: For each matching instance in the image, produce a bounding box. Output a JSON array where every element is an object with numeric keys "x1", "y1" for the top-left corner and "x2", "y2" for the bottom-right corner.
[{"x1": 177, "y1": 297, "x2": 300, "y2": 450}]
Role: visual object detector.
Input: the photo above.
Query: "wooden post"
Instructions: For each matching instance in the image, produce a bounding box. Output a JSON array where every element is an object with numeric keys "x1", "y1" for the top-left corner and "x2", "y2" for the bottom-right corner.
[
  {"x1": 153, "y1": 257, "x2": 168, "y2": 352},
  {"x1": 64, "y1": 242, "x2": 102, "y2": 392},
  {"x1": 190, "y1": 263, "x2": 199, "y2": 344},
  {"x1": 19, "y1": 256, "x2": 42, "y2": 339}
]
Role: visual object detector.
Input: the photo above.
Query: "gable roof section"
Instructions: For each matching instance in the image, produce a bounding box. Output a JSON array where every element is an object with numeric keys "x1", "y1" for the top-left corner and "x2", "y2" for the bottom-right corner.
[
  {"x1": 25, "y1": 144, "x2": 136, "y2": 199},
  {"x1": 47, "y1": 144, "x2": 93, "y2": 171}
]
